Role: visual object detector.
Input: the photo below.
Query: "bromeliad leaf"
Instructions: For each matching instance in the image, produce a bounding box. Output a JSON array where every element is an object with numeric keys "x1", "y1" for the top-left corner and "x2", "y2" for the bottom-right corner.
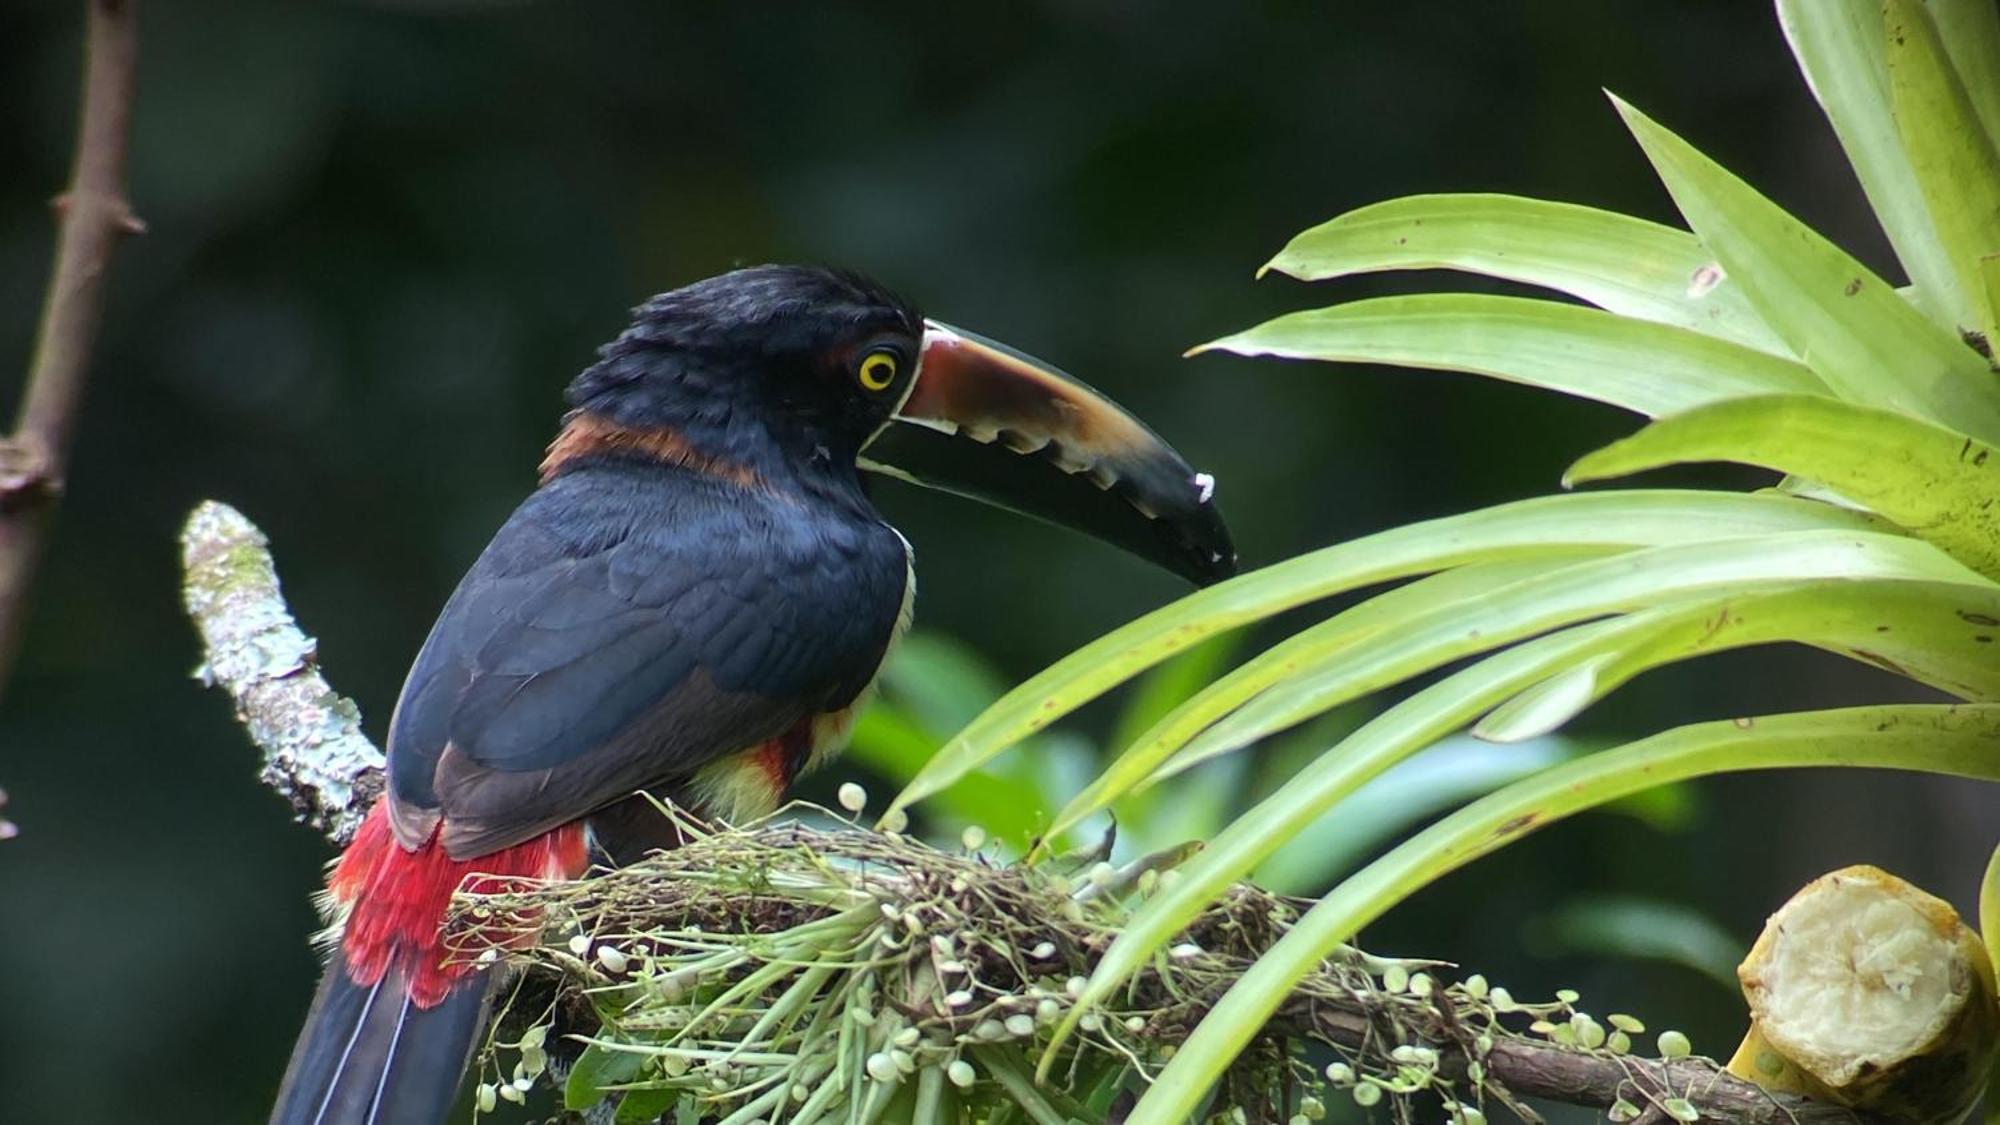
[
  {"x1": 1776, "y1": 0, "x2": 1968, "y2": 332},
  {"x1": 1612, "y1": 94, "x2": 2000, "y2": 443},
  {"x1": 1927, "y1": 0, "x2": 2000, "y2": 146},
  {"x1": 1124, "y1": 704, "x2": 2000, "y2": 1125},
  {"x1": 1259, "y1": 194, "x2": 1792, "y2": 357},
  {"x1": 884, "y1": 491, "x2": 1875, "y2": 821},
  {"x1": 1565, "y1": 394, "x2": 2000, "y2": 580},
  {"x1": 1465, "y1": 578, "x2": 2000, "y2": 745},
  {"x1": 1044, "y1": 557, "x2": 1601, "y2": 845},
  {"x1": 1198, "y1": 294, "x2": 1824, "y2": 418},
  {"x1": 1048, "y1": 576, "x2": 2000, "y2": 1083},
  {"x1": 1047, "y1": 576, "x2": 2000, "y2": 1080},
  {"x1": 1884, "y1": 0, "x2": 2000, "y2": 345},
  {"x1": 1101, "y1": 530, "x2": 1984, "y2": 799}
]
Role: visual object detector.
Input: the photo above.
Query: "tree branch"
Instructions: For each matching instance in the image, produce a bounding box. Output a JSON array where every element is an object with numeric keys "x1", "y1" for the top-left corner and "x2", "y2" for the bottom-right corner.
[
  {"x1": 1286, "y1": 1001, "x2": 1873, "y2": 1125},
  {"x1": 180, "y1": 499, "x2": 1884, "y2": 1125},
  {"x1": 180, "y1": 501, "x2": 382, "y2": 844},
  {"x1": 0, "y1": 0, "x2": 145, "y2": 702}
]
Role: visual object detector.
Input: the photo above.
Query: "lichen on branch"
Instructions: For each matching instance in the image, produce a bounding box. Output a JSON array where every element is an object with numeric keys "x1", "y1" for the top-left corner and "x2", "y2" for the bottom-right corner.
[{"x1": 180, "y1": 500, "x2": 382, "y2": 843}]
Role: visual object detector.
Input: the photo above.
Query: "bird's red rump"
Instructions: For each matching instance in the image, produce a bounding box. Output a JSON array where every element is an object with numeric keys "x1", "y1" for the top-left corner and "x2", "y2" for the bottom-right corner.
[{"x1": 329, "y1": 800, "x2": 588, "y2": 1007}]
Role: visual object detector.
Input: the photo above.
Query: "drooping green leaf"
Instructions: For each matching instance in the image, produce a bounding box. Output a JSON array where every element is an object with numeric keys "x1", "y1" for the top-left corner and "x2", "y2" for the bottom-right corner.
[
  {"x1": 1101, "y1": 530, "x2": 1981, "y2": 803},
  {"x1": 884, "y1": 491, "x2": 1874, "y2": 820},
  {"x1": 1471, "y1": 656, "x2": 1609, "y2": 742},
  {"x1": 1926, "y1": 0, "x2": 2000, "y2": 160},
  {"x1": 1776, "y1": 0, "x2": 1969, "y2": 331},
  {"x1": 1047, "y1": 557, "x2": 1598, "y2": 844},
  {"x1": 1047, "y1": 577, "x2": 2000, "y2": 1074},
  {"x1": 1567, "y1": 394, "x2": 2000, "y2": 579},
  {"x1": 1613, "y1": 93, "x2": 2000, "y2": 442},
  {"x1": 1260, "y1": 194, "x2": 1792, "y2": 356},
  {"x1": 1173, "y1": 559, "x2": 2000, "y2": 781},
  {"x1": 1480, "y1": 574, "x2": 2000, "y2": 742},
  {"x1": 1124, "y1": 703, "x2": 2000, "y2": 1124},
  {"x1": 1885, "y1": 0, "x2": 2000, "y2": 344},
  {"x1": 1198, "y1": 294, "x2": 1824, "y2": 418},
  {"x1": 1104, "y1": 631, "x2": 1246, "y2": 759},
  {"x1": 1042, "y1": 619, "x2": 1642, "y2": 1077}
]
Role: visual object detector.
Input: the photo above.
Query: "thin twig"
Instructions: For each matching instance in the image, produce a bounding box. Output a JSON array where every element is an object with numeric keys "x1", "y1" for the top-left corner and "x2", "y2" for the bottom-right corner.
[{"x1": 0, "y1": 0, "x2": 145, "y2": 701}]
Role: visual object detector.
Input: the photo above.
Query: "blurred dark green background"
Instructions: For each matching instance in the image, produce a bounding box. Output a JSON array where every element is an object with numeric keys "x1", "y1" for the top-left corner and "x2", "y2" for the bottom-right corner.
[{"x1": 2, "y1": 2, "x2": 1988, "y2": 1121}]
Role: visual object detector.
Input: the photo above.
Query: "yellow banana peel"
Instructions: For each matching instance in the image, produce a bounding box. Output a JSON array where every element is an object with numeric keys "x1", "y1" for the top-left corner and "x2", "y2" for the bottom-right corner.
[{"x1": 1725, "y1": 865, "x2": 1997, "y2": 1125}]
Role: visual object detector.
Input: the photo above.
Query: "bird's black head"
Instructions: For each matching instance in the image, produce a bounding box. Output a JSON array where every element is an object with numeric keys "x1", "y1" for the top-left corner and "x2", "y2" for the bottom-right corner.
[
  {"x1": 554, "y1": 264, "x2": 1237, "y2": 586},
  {"x1": 568, "y1": 265, "x2": 926, "y2": 476}
]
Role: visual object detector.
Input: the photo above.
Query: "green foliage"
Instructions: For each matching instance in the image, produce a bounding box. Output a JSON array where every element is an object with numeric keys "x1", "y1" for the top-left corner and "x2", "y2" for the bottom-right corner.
[{"x1": 886, "y1": 3, "x2": 2000, "y2": 1121}]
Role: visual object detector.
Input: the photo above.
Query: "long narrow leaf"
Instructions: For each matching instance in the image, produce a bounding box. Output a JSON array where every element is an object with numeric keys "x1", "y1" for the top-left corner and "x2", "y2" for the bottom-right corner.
[
  {"x1": 1123, "y1": 703, "x2": 2000, "y2": 1124},
  {"x1": 1046, "y1": 581, "x2": 2000, "y2": 1070},
  {"x1": 1172, "y1": 538, "x2": 1993, "y2": 778},
  {"x1": 1567, "y1": 394, "x2": 2000, "y2": 579},
  {"x1": 1260, "y1": 194, "x2": 1791, "y2": 356},
  {"x1": 1198, "y1": 294, "x2": 1824, "y2": 418},
  {"x1": 1776, "y1": 0, "x2": 1968, "y2": 330},
  {"x1": 884, "y1": 492, "x2": 1875, "y2": 819},
  {"x1": 1043, "y1": 557, "x2": 1605, "y2": 844},
  {"x1": 1057, "y1": 530, "x2": 1980, "y2": 831},
  {"x1": 1473, "y1": 578, "x2": 2000, "y2": 743},
  {"x1": 1929, "y1": 0, "x2": 2000, "y2": 146},
  {"x1": 1614, "y1": 94, "x2": 2000, "y2": 442},
  {"x1": 1885, "y1": 0, "x2": 2000, "y2": 344}
]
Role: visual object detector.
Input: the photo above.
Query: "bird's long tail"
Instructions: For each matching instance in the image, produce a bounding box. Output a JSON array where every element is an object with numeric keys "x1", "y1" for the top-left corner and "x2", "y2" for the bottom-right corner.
[
  {"x1": 271, "y1": 801, "x2": 589, "y2": 1125},
  {"x1": 270, "y1": 951, "x2": 489, "y2": 1125}
]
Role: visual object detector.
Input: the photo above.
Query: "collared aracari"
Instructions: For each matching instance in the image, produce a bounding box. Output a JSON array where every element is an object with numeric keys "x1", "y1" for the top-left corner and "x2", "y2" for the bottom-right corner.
[{"x1": 270, "y1": 265, "x2": 1234, "y2": 1125}]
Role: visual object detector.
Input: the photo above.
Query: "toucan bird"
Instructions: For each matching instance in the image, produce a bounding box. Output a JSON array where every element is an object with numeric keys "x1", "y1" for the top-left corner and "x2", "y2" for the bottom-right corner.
[{"x1": 270, "y1": 264, "x2": 1235, "y2": 1125}]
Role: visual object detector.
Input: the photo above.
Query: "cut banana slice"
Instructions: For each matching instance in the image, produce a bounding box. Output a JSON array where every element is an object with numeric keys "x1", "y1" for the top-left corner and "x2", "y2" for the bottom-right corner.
[{"x1": 1727, "y1": 865, "x2": 1996, "y2": 1125}]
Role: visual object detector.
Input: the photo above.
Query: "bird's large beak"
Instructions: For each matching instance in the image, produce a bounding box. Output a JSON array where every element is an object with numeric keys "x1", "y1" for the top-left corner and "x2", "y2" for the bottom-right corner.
[{"x1": 859, "y1": 319, "x2": 1236, "y2": 586}]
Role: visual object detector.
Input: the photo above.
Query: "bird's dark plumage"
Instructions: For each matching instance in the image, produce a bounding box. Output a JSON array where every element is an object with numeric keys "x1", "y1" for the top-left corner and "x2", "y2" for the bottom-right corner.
[
  {"x1": 273, "y1": 264, "x2": 1231, "y2": 1125},
  {"x1": 386, "y1": 455, "x2": 909, "y2": 858}
]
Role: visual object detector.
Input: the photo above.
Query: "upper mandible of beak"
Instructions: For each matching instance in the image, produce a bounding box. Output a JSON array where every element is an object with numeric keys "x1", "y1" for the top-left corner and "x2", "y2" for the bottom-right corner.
[{"x1": 858, "y1": 319, "x2": 1236, "y2": 586}]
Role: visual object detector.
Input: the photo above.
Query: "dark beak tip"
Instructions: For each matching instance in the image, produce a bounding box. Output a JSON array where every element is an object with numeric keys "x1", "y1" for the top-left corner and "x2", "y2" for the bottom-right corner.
[{"x1": 1170, "y1": 491, "x2": 1237, "y2": 587}]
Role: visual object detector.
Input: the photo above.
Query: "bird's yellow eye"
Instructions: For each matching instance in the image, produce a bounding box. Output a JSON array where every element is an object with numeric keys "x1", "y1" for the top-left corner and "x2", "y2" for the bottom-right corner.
[{"x1": 856, "y1": 350, "x2": 899, "y2": 392}]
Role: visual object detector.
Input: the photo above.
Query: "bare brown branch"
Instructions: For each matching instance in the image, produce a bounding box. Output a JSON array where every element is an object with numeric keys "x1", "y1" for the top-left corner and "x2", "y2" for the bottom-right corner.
[
  {"x1": 1286, "y1": 1000, "x2": 1880, "y2": 1125},
  {"x1": 0, "y1": 0, "x2": 144, "y2": 701}
]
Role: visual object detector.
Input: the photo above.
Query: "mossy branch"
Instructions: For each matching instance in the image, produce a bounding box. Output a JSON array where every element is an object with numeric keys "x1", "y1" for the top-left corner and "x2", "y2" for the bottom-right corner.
[
  {"x1": 180, "y1": 499, "x2": 1885, "y2": 1125},
  {"x1": 180, "y1": 501, "x2": 382, "y2": 843}
]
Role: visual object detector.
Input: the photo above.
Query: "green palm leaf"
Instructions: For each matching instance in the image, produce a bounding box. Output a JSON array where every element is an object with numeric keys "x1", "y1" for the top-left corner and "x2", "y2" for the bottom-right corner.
[
  {"x1": 1199, "y1": 294, "x2": 1823, "y2": 417},
  {"x1": 1122, "y1": 703, "x2": 2000, "y2": 1123},
  {"x1": 1259, "y1": 194, "x2": 1791, "y2": 355},
  {"x1": 1566, "y1": 394, "x2": 2000, "y2": 578},
  {"x1": 1612, "y1": 93, "x2": 2000, "y2": 441},
  {"x1": 1883, "y1": 0, "x2": 2000, "y2": 344},
  {"x1": 878, "y1": 9, "x2": 2000, "y2": 1119},
  {"x1": 1776, "y1": 0, "x2": 1970, "y2": 331},
  {"x1": 885, "y1": 491, "x2": 1871, "y2": 821},
  {"x1": 1047, "y1": 530, "x2": 1985, "y2": 841},
  {"x1": 1044, "y1": 574, "x2": 2000, "y2": 1072}
]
